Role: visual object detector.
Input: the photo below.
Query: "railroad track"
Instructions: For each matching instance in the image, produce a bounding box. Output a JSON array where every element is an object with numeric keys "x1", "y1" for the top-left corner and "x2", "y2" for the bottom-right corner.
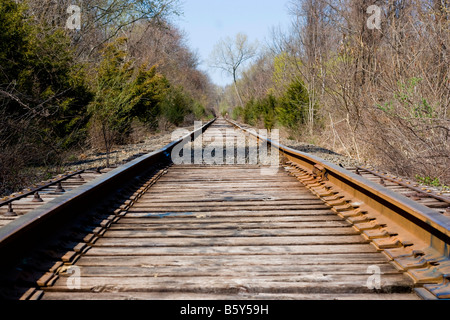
[
  {"x1": 350, "y1": 167, "x2": 450, "y2": 215},
  {"x1": 0, "y1": 169, "x2": 104, "y2": 224},
  {"x1": 0, "y1": 118, "x2": 448, "y2": 301}
]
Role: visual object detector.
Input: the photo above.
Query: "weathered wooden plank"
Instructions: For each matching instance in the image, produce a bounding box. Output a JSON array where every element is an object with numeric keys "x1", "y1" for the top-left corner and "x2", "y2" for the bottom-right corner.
[
  {"x1": 92, "y1": 235, "x2": 369, "y2": 247},
  {"x1": 130, "y1": 204, "x2": 328, "y2": 211},
  {"x1": 102, "y1": 227, "x2": 357, "y2": 238},
  {"x1": 135, "y1": 196, "x2": 319, "y2": 202},
  {"x1": 155, "y1": 177, "x2": 297, "y2": 183},
  {"x1": 147, "y1": 186, "x2": 306, "y2": 191},
  {"x1": 143, "y1": 189, "x2": 313, "y2": 195},
  {"x1": 40, "y1": 291, "x2": 420, "y2": 300},
  {"x1": 152, "y1": 181, "x2": 304, "y2": 187},
  {"x1": 84, "y1": 244, "x2": 378, "y2": 256},
  {"x1": 162, "y1": 168, "x2": 290, "y2": 172},
  {"x1": 107, "y1": 221, "x2": 348, "y2": 233},
  {"x1": 56, "y1": 263, "x2": 399, "y2": 277},
  {"x1": 45, "y1": 274, "x2": 413, "y2": 294},
  {"x1": 114, "y1": 216, "x2": 350, "y2": 225},
  {"x1": 129, "y1": 205, "x2": 330, "y2": 211},
  {"x1": 145, "y1": 188, "x2": 308, "y2": 194},
  {"x1": 135, "y1": 200, "x2": 323, "y2": 206},
  {"x1": 75, "y1": 253, "x2": 390, "y2": 267},
  {"x1": 123, "y1": 212, "x2": 339, "y2": 220}
]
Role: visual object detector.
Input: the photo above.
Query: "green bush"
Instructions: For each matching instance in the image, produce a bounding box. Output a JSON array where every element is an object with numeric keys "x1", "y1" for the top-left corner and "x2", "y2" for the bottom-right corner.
[
  {"x1": 131, "y1": 64, "x2": 170, "y2": 129},
  {"x1": 277, "y1": 79, "x2": 310, "y2": 130},
  {"x1": 232, "y1": 106, "x2": 242, "y2": 120},
  {"x1": 233, "y1": 78, "x2": 315, "y2": 133},
  {"x1": 160, "y1": 87, "x2": 186, "y2": 126},
  {"x1": 88, "y1": 39, "x2": 136, "y2": 151},
  {"x1": 192, "y1": 101, "x2": 207, "y2": 119},
  {"x1": 0, "y1": 0, "x2": 92, "y2": 154}
]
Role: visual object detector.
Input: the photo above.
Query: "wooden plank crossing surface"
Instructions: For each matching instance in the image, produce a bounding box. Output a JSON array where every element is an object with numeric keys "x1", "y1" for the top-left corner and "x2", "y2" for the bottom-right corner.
[
  {"x1": 40, "y1": 120, "x2": 419, "y2": 300},
  {"x1": 41, "y1": 164, "x2": 418, "y2": 300}
]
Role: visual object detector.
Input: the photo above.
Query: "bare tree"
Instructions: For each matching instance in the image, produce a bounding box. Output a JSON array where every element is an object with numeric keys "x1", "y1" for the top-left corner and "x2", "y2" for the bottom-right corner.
[
  {"x1": 24, "y1": 0, "x2": 182, "y2": 60},
  {"x1": 209, "y1": 33, "x2": 258, "y2": 107},
  {"x1": 232, "y1": 0, "x2": 449, "y2": 183}
]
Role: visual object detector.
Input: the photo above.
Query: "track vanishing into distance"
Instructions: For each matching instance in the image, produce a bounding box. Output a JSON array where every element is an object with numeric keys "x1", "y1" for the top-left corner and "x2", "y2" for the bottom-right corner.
[{"x1": 0, "y1": 118, "x2": 449, "y2": 300}]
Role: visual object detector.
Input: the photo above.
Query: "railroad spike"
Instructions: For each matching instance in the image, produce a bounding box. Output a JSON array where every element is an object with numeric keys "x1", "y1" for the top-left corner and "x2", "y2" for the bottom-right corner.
[
  {"x1": 32, "y1": 192, "x2": 44, "y2": 203},
  {"x1": 4, "y1": 203, "x2": 17, "y2": 216},
  {"x1": 55, "y1": 182, "x2": 65, "y2": 193}
]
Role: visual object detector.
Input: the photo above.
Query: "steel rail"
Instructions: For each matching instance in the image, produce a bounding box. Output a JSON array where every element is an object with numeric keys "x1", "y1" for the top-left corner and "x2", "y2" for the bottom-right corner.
[
  {"x1": 226, "y1": 119, "x2": 450, "y2": 257},
  {"x1": 0, "y1": 118, "x2": 216, "y2": 257},
  {"x1": 356, "y1": 166, "x2": 450, "y2": 205}
]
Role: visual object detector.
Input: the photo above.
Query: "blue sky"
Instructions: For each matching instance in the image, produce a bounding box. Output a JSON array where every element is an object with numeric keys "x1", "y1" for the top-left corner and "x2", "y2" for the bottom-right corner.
[{"x1": 174, "y1": 0, "x2": 292, "y2": 87}]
